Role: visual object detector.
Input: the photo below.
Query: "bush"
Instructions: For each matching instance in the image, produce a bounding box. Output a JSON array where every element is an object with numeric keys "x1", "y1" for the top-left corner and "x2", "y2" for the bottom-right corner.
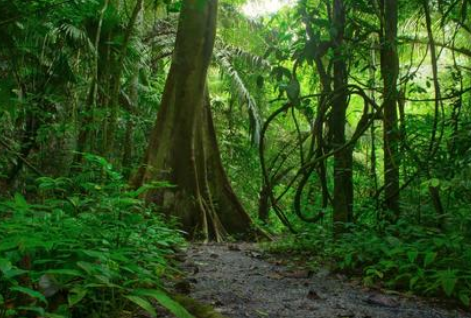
[
  {"x1": 0, "y1": 154, "x2": 193, "y2": 318},
  {"x1": 265, "y1": 220, "x2": 471, "y2": 308},
  {"x1": 333, "y1": 221, "x2": 471, "y2": 307}
]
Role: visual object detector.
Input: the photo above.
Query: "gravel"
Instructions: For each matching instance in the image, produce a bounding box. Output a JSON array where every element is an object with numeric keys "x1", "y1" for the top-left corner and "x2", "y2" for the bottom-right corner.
[{"x1": 174, "y1": 243, "x2": 471, "y2": 318}]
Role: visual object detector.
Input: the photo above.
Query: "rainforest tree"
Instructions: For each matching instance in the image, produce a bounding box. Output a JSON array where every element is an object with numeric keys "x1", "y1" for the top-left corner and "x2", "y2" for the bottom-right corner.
[
  {"x1": 379, "y1": 0, "x2": 401, "y2": 219},
  {"x1": 132, "y1": 0, "x2": 254, "y2": 241}
]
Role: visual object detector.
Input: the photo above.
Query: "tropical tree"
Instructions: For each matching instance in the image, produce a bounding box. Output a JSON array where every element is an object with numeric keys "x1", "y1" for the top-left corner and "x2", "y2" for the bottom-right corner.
[{"x1": 133, "y1": 0, "x2": 254, "y2": 241}]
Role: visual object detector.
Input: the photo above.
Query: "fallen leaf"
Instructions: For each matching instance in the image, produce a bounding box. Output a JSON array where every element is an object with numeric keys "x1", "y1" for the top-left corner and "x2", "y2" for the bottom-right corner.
[
  {"x1": 255, "y1": 309, "x2": 269, "y2": 317},
  {"x1": 267, "y1": 272, "x2": 283, "y2": 280}
]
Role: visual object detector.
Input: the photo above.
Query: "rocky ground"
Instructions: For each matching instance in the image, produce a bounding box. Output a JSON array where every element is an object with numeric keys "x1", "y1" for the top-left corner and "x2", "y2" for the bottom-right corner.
[{"x1": 159, "y1": 243, "x2": 471, "y2": 318}]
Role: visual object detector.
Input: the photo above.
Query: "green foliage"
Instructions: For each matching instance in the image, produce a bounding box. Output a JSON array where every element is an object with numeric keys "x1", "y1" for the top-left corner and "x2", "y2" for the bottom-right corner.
[
  {"x1": 333, "y1": 222, "x2": 471, "y2": 307},
  {"x1": 267, "y1": 220, "x2": 471, "y2": 308},
  {"x1": 0, "y1": 154, "x2": 191, "y2": 318}
]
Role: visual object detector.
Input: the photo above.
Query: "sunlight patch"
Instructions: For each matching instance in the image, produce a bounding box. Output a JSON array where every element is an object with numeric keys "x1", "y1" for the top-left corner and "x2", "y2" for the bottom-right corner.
[{"x1": 241, "y1": 0, "x2": 294, "y2": 18}]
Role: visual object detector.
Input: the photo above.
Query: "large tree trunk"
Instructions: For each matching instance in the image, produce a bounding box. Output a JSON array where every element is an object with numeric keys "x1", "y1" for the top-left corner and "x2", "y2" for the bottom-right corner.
[
  {"x1": 133, "y1": 0, "x2": 253, "y2": 241},
  {"x1": 379, "y1": 0, "x2": 401, "y2": 219}
]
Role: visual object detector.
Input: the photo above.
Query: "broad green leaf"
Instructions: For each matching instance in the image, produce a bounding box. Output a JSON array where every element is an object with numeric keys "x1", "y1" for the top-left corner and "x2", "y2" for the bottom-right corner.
[
  {"x1": 14, "y1": 192, "x2": 28, "y2": 208},
  {"x1": 459, "y1": 292, "x2": 470, "y2": 307},
  {"x1": 407, "y1": 250, "x2": 418, "y2": 263},
  {"x1": 10, "y1": 286, "x2": 47, "y2": 304},
  {"x1": 21, "y1": 237, "x2": 54, "y2": 250},
  {"x1": 94, "y1": 274, "x2": 111, "y2": 284},
  {"x1": 409, "y1": 276, "x2": 420, "y2": 289},
  {"x1": 429, "y1": 178, "x2": 440, "y2": 188},
  {"x1": 423, "y1": 252, "x2": 437, "y2": 267},
  {"x1": 81, "y1": 250, "x2": 107, "y2": 260},
  {"x1": 110, "y1": 252, "x2": 130, "y2": 262},
  {"x1": 124, "y1": 295, "x2": 156, "y2": 317},
  {"x1": 134, "y1": 289, "x2": 195, "y2": 318},
  {"x1": 0, "y1": 258, "x2": 12, "y2": 273},
  {"x1": 45, "y1": 269, "x2": 83, "y2": 277},
  {"x1": 440, "y1": 270, "x2": 457, "y2": 297},
  {"x1": 77, "y1": 261, "x2": 97, "y2": 274},
  {"x1": 344, "y1": 254, "x2": 353, "y2": 267},
  {"x1": 17, "y1": 305, "x2": 45, "y2": 316},
  {"x1": 114, "y1": 198, "x2": 141, "y2": 206},
  {"x1": 4, "y1": 268, "x2": 28, "y2": 279},
  {"x1": 68, "y1": 288, "x2": 87, "y2": 307},
  {"x1": 127, "y1": 182, "x2": 172, "y2": 197},
  {"x1": 0, "y1": 239, "x2": 19, "y2": 252}
]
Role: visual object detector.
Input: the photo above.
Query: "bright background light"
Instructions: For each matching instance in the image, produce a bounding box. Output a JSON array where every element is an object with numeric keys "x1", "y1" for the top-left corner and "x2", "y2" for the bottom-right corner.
[{"x1": 241, "y1": 0, "x2": 294, "y2": 18}]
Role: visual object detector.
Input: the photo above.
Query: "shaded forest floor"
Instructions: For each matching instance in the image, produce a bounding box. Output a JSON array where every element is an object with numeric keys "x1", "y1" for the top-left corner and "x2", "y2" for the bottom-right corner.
[{"x1": 157, "y1": 243, "x2": 470, "y2": 318}]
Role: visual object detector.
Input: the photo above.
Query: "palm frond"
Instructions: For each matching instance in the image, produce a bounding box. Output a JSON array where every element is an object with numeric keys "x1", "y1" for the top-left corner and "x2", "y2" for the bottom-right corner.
[
  {"x1": 222, "y1": 44, "x2": 271, "y2": 70},
  {"x1": 145, "y1": 16, "x2": 177, "y2": 62},
  {"x1": 214, "y1": 49, "x2": 262, "y2": 146},
  {"x1": 55, "y1": 23, "x2": 94, "y2": 52},
  {"x1": 144, "y1": 18, "x2": 269, "y2": 146}
]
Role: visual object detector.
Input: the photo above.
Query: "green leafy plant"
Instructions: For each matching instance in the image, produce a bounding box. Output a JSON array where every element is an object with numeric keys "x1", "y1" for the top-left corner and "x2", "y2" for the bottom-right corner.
[
  {"x1": 332, "y1": 222, "x2": 471, "y2": 307},
  {"x1": 0, "y1": 154, "x2": 193, "y2": 318}
]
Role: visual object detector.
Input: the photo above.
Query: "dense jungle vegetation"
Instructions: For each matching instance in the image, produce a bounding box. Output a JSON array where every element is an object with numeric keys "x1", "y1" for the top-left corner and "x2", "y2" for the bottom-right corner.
[{"x1": 1, "y1": 0, "x2": 471, "y2": 316}]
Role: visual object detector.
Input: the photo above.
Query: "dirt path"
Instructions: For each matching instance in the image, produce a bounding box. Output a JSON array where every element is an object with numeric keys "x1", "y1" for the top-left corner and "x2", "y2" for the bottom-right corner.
[{"x1": 174, "y1": 243, "x2": 469, "y2": 318}]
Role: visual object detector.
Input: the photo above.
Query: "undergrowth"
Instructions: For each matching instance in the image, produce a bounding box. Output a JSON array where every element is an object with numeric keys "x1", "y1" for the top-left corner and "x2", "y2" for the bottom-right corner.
[
  {"x1": 264, "y1": 221, "x2": 471, "y2": 309},
  {"x1": 0, "y1": 154, "x2": 194, "y2": 318}
]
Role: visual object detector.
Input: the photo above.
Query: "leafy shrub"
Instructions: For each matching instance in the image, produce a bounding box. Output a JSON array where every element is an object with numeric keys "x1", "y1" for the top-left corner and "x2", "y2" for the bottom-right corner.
[
  {"x1": 333, "y1": 221, "x2": 471, "y2": 307},
  {"x1": 265, "y1": 220, "x2": 471, "y2": 308},
  {"x1": 0, "y1": 154, "x2": 193, "y2": 318}
]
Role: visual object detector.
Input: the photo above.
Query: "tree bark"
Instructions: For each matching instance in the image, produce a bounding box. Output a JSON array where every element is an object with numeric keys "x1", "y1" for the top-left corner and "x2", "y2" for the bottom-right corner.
[
  {"x1": 379, "y1": 0, "x2": 401, "y2": 219},
  {"x1": 423, "y1": 0, "x2": 446, "y2": 227},
  {"x1": 122, "y1": 1, "x2": 145, "y2": 177},
  {"x1": 331, "y1": 0, "x2": 353, "y2": 234},
  {"x1": 133, "y1": 0, "x2": 253, "y2": 241}
]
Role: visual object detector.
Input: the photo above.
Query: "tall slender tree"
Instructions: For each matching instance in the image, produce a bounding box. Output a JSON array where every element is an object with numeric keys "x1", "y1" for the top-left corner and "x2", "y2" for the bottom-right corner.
[
  {"x1": 379, "y1": 0, "x2": 401, "y2": 219},
  {"x1": 331, "y1": 0, "x2": 353, "y2": 233}
]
